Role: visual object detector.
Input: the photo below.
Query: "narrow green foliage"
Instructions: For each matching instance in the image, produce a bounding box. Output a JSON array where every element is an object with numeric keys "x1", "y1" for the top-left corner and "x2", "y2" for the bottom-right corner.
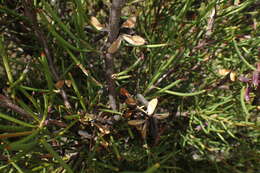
[
  {"x1": 38, "y1": 54, "x2": 54, "y2": 90},
  {"x1": 10, "y1": 162, "x2": 24, "y2": 173},
  {"x1": 43, "y1": 2, "x2": 78, "y2": 41},
  {"x1": 0, "y1": 36, "x2": 13, "y2": 84},
  {"x1": 0, "y1": 0, "x2": 259, "y2": 172},
  {"x1": 7, "y1": 141, "x2": 38, "y2": 151},
  {"x1": 69, "y1": 72, "x2": 87, "y2": 111},
  {"x1": 233, "y1": 39, "x2": 256, "y2": 71},
  {"x1": 0, "y1": 125, "x2": 31, "y2": 132},
  {"x1": 144, "y1": 163, "x2": 160, "y2": 173},
  {"x1": 0, "y1": 112, "x2": 36, "y2": 128},
  {"x1": 41, "y1": 139, "x2": 73, "y2": 173}
]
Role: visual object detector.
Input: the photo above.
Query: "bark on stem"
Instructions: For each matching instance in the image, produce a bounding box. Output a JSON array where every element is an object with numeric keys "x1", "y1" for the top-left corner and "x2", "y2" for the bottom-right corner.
[{"x1": 105, "y1": 0, "x2": 125, "y2": 110}]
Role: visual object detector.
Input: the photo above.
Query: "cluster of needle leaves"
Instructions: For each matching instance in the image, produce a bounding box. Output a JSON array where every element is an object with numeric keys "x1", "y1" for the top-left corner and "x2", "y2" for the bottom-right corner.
[{"x1": 0, "y1": 0, "x2": 259, "y2": 172}]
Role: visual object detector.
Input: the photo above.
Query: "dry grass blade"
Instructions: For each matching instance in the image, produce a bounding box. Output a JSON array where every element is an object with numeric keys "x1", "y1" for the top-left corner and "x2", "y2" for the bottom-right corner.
[
  {"x1": 128, "y1": 120, "x2": 145, "y2": 126},
  {"x1": 153, "y1": 112, "x2": 169, "y2": 120}
]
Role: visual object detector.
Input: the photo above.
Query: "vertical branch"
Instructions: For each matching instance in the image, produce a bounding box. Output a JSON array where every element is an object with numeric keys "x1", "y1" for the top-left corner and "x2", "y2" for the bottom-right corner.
[
  {"x1": 108, "y1": 0, "x2": 125, "y2": 43},
  {"x1": 105, "y1": 0, "x2": 125, "y2": 110}
]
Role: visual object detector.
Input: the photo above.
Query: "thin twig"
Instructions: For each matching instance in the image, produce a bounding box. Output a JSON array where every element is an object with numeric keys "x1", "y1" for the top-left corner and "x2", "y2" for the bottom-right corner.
[
  {"x1": 22, "y1": 0, "x2": 71, "y2": 109},
  {"x1": 0, "y1": 94, "x2": 31, "y2": 119},
  {"x1": 105, "y1": 0, "x2": 125, "y2": 110}
]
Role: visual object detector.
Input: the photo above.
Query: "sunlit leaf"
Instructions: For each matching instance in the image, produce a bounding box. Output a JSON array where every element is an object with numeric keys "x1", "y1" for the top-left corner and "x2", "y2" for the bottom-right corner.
[
  {"x1": 108, "y1": 36, "x2": 122, "y2": 53},
  {"x1": 90, "y1": 16, "x2": 105, "y2": 31},
  {"x1": 122, "y1": 34, "x2": 146, "y2": 46},
  {"x1": 121, "y1": 16, "x2": 136, "y2": 28},
  {"x1": 147, "y1": 98, "x2": 158, "y2": 115}
]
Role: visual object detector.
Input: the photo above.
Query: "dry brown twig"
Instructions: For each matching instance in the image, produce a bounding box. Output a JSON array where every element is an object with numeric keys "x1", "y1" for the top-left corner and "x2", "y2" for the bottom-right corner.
[{"x1": 0, "y1": 94, "x2": 32, "y2": 119}]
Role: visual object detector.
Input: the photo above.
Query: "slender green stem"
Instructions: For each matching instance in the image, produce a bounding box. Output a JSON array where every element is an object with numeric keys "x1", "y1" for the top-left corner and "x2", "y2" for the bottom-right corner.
[
  {"x1": 0, "y1": 36, "x2": 14, "y2": 84},
  {"x1": 69, "y1": 72, "x2": 87, "y2": 111},
  {"x1": 0, "y1": 112, "x2": 36, "y2": 128},
  {"x1": 155, "y1": 87, "x2": 206, "y2": 96}
]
